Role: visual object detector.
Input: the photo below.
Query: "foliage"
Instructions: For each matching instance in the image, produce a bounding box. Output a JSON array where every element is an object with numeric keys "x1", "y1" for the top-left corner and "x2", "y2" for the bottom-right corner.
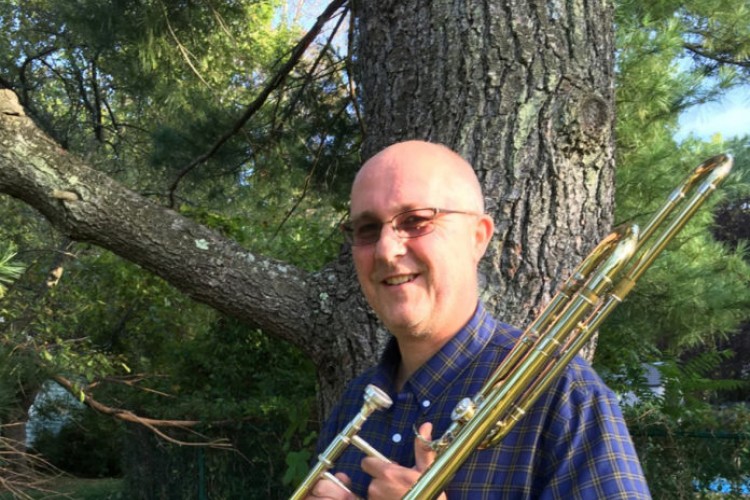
[
  {"x1": 0, "y1": 0, "x2": 348, "y2": 496},
  {"x1": 116, "y1": 319, "x2": 317, "y2": 498},
  {"x1": 600, "y1": 0, "x2": 750, "y2": 386},
  {"x1": 139, "y1": 317, "x2": 317, "y2": 422},
  {"x1": 596, "y1": 0, "x2": 750, "y2": 496},
  {"x1": 714, "y1": 136, "x2": 750, "y2": 252},
  {"x1": 0, "y1": 0, "x2": 748, "y2": 497},
  {"x1": 0, "y1": 238, "x2": 49, "y2": 425},
  {"x1": 0, "y1": 243, "x2": 25, "y2": 299},
  {"x1": 30, "y1": 404, "x2": 123, "y2": 478},
  {"x1": 122, "y1": 416, "x2": 302, "y2": 500},
  {"x1": 0, "y1": 245, "x2": 31, "y2": 417},
  {"x1": 0, "y1": 477, "x2": 124, "y2": 500},
  {"x1": 626, "y1": 402, "x2": 750, "y2": 498}
]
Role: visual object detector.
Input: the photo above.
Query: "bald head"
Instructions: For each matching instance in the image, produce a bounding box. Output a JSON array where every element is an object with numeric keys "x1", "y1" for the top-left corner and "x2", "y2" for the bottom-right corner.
[{"x1": 351, "y1": 141, "x2": 485, "y2": 214}]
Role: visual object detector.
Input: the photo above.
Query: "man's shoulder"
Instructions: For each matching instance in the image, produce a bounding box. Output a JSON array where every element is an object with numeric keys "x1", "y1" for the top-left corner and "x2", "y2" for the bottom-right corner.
[
  {"x1": 320, "y1": 366, "x2": 383, "y2": 431},
  {"x1": 342, "y1": 365, "x2": 381, "y2": 393},
  {"x1": 480, "y1": 316, "x2": 613, "y2": 399},
  {"x1": 486, "y1": 320, "x2": 523, "y2": 350}
]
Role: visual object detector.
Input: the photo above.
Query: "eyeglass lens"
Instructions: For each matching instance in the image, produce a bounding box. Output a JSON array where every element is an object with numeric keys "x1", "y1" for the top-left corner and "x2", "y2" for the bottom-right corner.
[{"x1": 346, "y1": 208, "x2": 438, "y2": 246}]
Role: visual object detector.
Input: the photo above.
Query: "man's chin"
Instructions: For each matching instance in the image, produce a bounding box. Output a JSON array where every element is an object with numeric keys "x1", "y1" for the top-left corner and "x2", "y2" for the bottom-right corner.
[
  {"x1": 381, "y1": 316, "x2": 430, "y2": 339},
  {"x1": 374, "y1": 300, "x2": 432, "y2": 333}
]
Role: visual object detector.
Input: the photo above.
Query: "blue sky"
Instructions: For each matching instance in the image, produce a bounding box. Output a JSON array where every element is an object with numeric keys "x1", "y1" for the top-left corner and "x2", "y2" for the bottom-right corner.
[{"x1": 676, "y1": 86, "x2": 750, "y2": 142}]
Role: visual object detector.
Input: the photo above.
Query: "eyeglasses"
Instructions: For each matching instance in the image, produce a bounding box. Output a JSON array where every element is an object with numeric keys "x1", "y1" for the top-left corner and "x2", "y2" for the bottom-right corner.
[{"x1": 341, "y1": 207, "x2": 480, "y2": 246}]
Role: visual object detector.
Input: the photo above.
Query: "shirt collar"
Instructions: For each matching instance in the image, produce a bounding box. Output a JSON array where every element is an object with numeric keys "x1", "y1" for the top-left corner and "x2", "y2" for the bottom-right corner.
[{"x1": 371, "y1": 302, "x2": 499, "y2": 404}]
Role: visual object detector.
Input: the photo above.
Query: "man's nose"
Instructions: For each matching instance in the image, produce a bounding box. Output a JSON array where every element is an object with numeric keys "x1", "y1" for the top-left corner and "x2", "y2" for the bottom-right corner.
[{"x1": 374, "y1": 224, "x2": 407, "y2": 259}]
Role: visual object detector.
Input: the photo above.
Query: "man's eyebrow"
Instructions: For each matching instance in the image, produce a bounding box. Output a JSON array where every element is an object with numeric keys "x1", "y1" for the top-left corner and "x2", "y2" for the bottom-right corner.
[
  {"x1": 350, "y1": 205, "x2": 421, "y2": 220},
  {"x1": 349, "y1": 210, "x2": 378, "y2": 221}
]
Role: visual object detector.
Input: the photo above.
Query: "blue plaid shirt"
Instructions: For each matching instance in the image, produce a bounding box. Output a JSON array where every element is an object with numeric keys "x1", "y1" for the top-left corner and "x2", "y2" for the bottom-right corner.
[{"x1": 317, "y1": 303, "x2": 651, "y2": 499}]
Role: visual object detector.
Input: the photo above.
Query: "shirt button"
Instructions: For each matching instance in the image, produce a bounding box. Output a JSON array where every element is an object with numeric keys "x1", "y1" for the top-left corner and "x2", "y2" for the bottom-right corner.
[
  {"x1": 422, "y1": 400, "x2": 431, "y2": 408},
  {"x1": 392, "y1": 433, "x2": 402, "y2": 443}
]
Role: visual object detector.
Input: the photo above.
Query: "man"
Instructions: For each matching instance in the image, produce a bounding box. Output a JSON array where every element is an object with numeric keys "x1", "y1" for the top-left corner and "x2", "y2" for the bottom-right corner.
[{"x1": 306, "y1": 140, "x2": 651, "y2": 499}]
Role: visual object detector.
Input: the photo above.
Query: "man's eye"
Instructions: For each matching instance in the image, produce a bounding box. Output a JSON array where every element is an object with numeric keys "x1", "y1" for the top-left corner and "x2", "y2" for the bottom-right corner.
[
  {"x1": 354, "y1": 222, "x2": 381, "y2": 236},
  {"x1": 398, "y1": 215, "x2": 431, "y2": 229}
]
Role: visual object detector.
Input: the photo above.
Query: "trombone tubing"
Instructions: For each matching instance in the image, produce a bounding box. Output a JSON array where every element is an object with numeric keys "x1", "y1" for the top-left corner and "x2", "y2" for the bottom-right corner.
[{"x1": 402, "y1": 154, "x2": 733, "y2": 499}]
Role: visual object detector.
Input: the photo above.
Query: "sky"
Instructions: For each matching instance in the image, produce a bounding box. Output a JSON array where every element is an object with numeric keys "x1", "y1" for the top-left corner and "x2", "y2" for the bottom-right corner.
[{"x1": 675, "y1": 86, "x2": 750, "y2": 142}]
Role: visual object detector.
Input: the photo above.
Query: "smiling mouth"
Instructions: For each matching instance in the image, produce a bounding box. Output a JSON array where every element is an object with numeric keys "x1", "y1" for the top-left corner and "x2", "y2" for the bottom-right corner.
[{"x1": 383, "y1": 274, "x2": 417, "y2": 286}]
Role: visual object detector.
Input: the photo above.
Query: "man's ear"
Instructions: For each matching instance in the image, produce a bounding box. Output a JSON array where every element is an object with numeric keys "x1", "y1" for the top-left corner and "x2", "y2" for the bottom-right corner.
[{"x1": 473, "y1": 214, "x2": 495, "y2": 260}]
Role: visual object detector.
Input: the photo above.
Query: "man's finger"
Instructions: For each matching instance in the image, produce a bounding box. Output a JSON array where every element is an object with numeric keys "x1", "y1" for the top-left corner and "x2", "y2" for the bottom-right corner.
[
  {"x1": 414, "y1": 422, "x2": 437, "y2": 472},
  {"x1": 308, "y1": 472, "x2": 355, "y2": 499}
]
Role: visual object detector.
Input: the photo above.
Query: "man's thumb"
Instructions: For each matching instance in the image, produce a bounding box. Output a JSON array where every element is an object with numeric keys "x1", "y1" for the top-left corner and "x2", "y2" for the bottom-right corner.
[{"x1": 414, "y1": 422, "x2": 437, "y2": 472}]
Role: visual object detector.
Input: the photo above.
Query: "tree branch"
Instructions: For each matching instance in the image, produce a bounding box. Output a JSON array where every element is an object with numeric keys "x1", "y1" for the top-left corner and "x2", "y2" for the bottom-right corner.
[
  {"x1": 683, "y1": 43, "x2": 750, "y2": 69},
  {"x1": 0, "y1": 432, "x2": 64, "y2": 500},
  {"x1": 166, "y1": 0, "x2": 350, "y2": 207},
  {"x1": 0, "y1": 88, "x2": 314, "y2": 349},
  {"x1": 16, "y1": 46, "x2": 59, "y2": 107},
  {"x1": 52, "y1": 375, "x2": 232, "y2": 449},
  {"x1": 273, "y1": 3, "x2": 350, "y2": 132}
]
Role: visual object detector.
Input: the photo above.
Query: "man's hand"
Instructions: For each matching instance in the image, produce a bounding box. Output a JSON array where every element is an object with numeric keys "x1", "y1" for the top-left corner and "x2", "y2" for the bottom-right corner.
[
  {"x1": 303, "y1": 472, "x2": 356, "y2": 499},
  {"x1": 362, "y1": 422, "x2": 447, "y2": 500}
]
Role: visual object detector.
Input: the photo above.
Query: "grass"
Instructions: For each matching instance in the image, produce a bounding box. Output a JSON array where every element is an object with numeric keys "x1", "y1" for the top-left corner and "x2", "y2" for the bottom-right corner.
[{"x1": 0, "y1": 477, "x2": 123, "y2": 500}]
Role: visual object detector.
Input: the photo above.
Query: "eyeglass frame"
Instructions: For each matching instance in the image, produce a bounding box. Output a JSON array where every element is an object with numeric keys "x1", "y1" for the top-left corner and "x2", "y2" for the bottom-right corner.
[{"x1": 340, "y1": 207, "x2": 482, "y2": 246}]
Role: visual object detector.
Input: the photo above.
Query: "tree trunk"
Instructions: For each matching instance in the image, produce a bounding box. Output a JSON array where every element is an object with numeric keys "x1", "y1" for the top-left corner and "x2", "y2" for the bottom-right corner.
[
  {"x1": 352, "y1": 0, "x2": 616, "y2": 335},
  {"x1": 0, "y1": 0, "x2": 616, "y2": 421}
]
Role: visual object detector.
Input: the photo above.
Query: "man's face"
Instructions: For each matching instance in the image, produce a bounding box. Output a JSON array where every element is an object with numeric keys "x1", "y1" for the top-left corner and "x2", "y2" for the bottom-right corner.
[{"x1": 349, "y1": 144, "x2": 491, "y2": 345}]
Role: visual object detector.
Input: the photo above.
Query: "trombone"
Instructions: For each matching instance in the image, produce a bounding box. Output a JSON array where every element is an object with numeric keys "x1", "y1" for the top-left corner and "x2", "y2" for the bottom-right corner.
[{"x1": 291, "y1": 154, "x2": 734, "y2": 500}]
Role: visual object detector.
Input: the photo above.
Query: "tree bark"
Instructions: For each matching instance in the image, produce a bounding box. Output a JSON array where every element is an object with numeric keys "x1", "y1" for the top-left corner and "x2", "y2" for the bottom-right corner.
[
  {"x1": 0, "y1": 0, "x2": 616, "y2": 420},
  {"x1": 352, "y1": 0, "x2": 616, "y2": 335}
]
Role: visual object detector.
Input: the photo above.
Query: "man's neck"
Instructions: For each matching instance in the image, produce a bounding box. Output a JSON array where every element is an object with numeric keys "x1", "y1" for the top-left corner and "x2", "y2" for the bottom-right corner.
[
  {"x1": 394, "y1": 335, "x2": 451, "y2": 392},
  {"x1": 390, "y1": 302, "x2": 481, "y2": 391}
]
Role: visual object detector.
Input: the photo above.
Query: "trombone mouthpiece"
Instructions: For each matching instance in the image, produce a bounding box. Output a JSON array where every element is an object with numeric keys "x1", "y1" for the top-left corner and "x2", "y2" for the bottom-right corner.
[{"x1": 363, "y1": 384, "x2": 393, "y2": 414}]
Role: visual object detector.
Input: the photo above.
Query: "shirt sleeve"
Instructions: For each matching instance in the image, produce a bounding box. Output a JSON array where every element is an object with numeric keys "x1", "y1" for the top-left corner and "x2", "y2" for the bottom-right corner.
[{"x1": 538, "y1": 363, "x2": 652, "y2": 499}]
